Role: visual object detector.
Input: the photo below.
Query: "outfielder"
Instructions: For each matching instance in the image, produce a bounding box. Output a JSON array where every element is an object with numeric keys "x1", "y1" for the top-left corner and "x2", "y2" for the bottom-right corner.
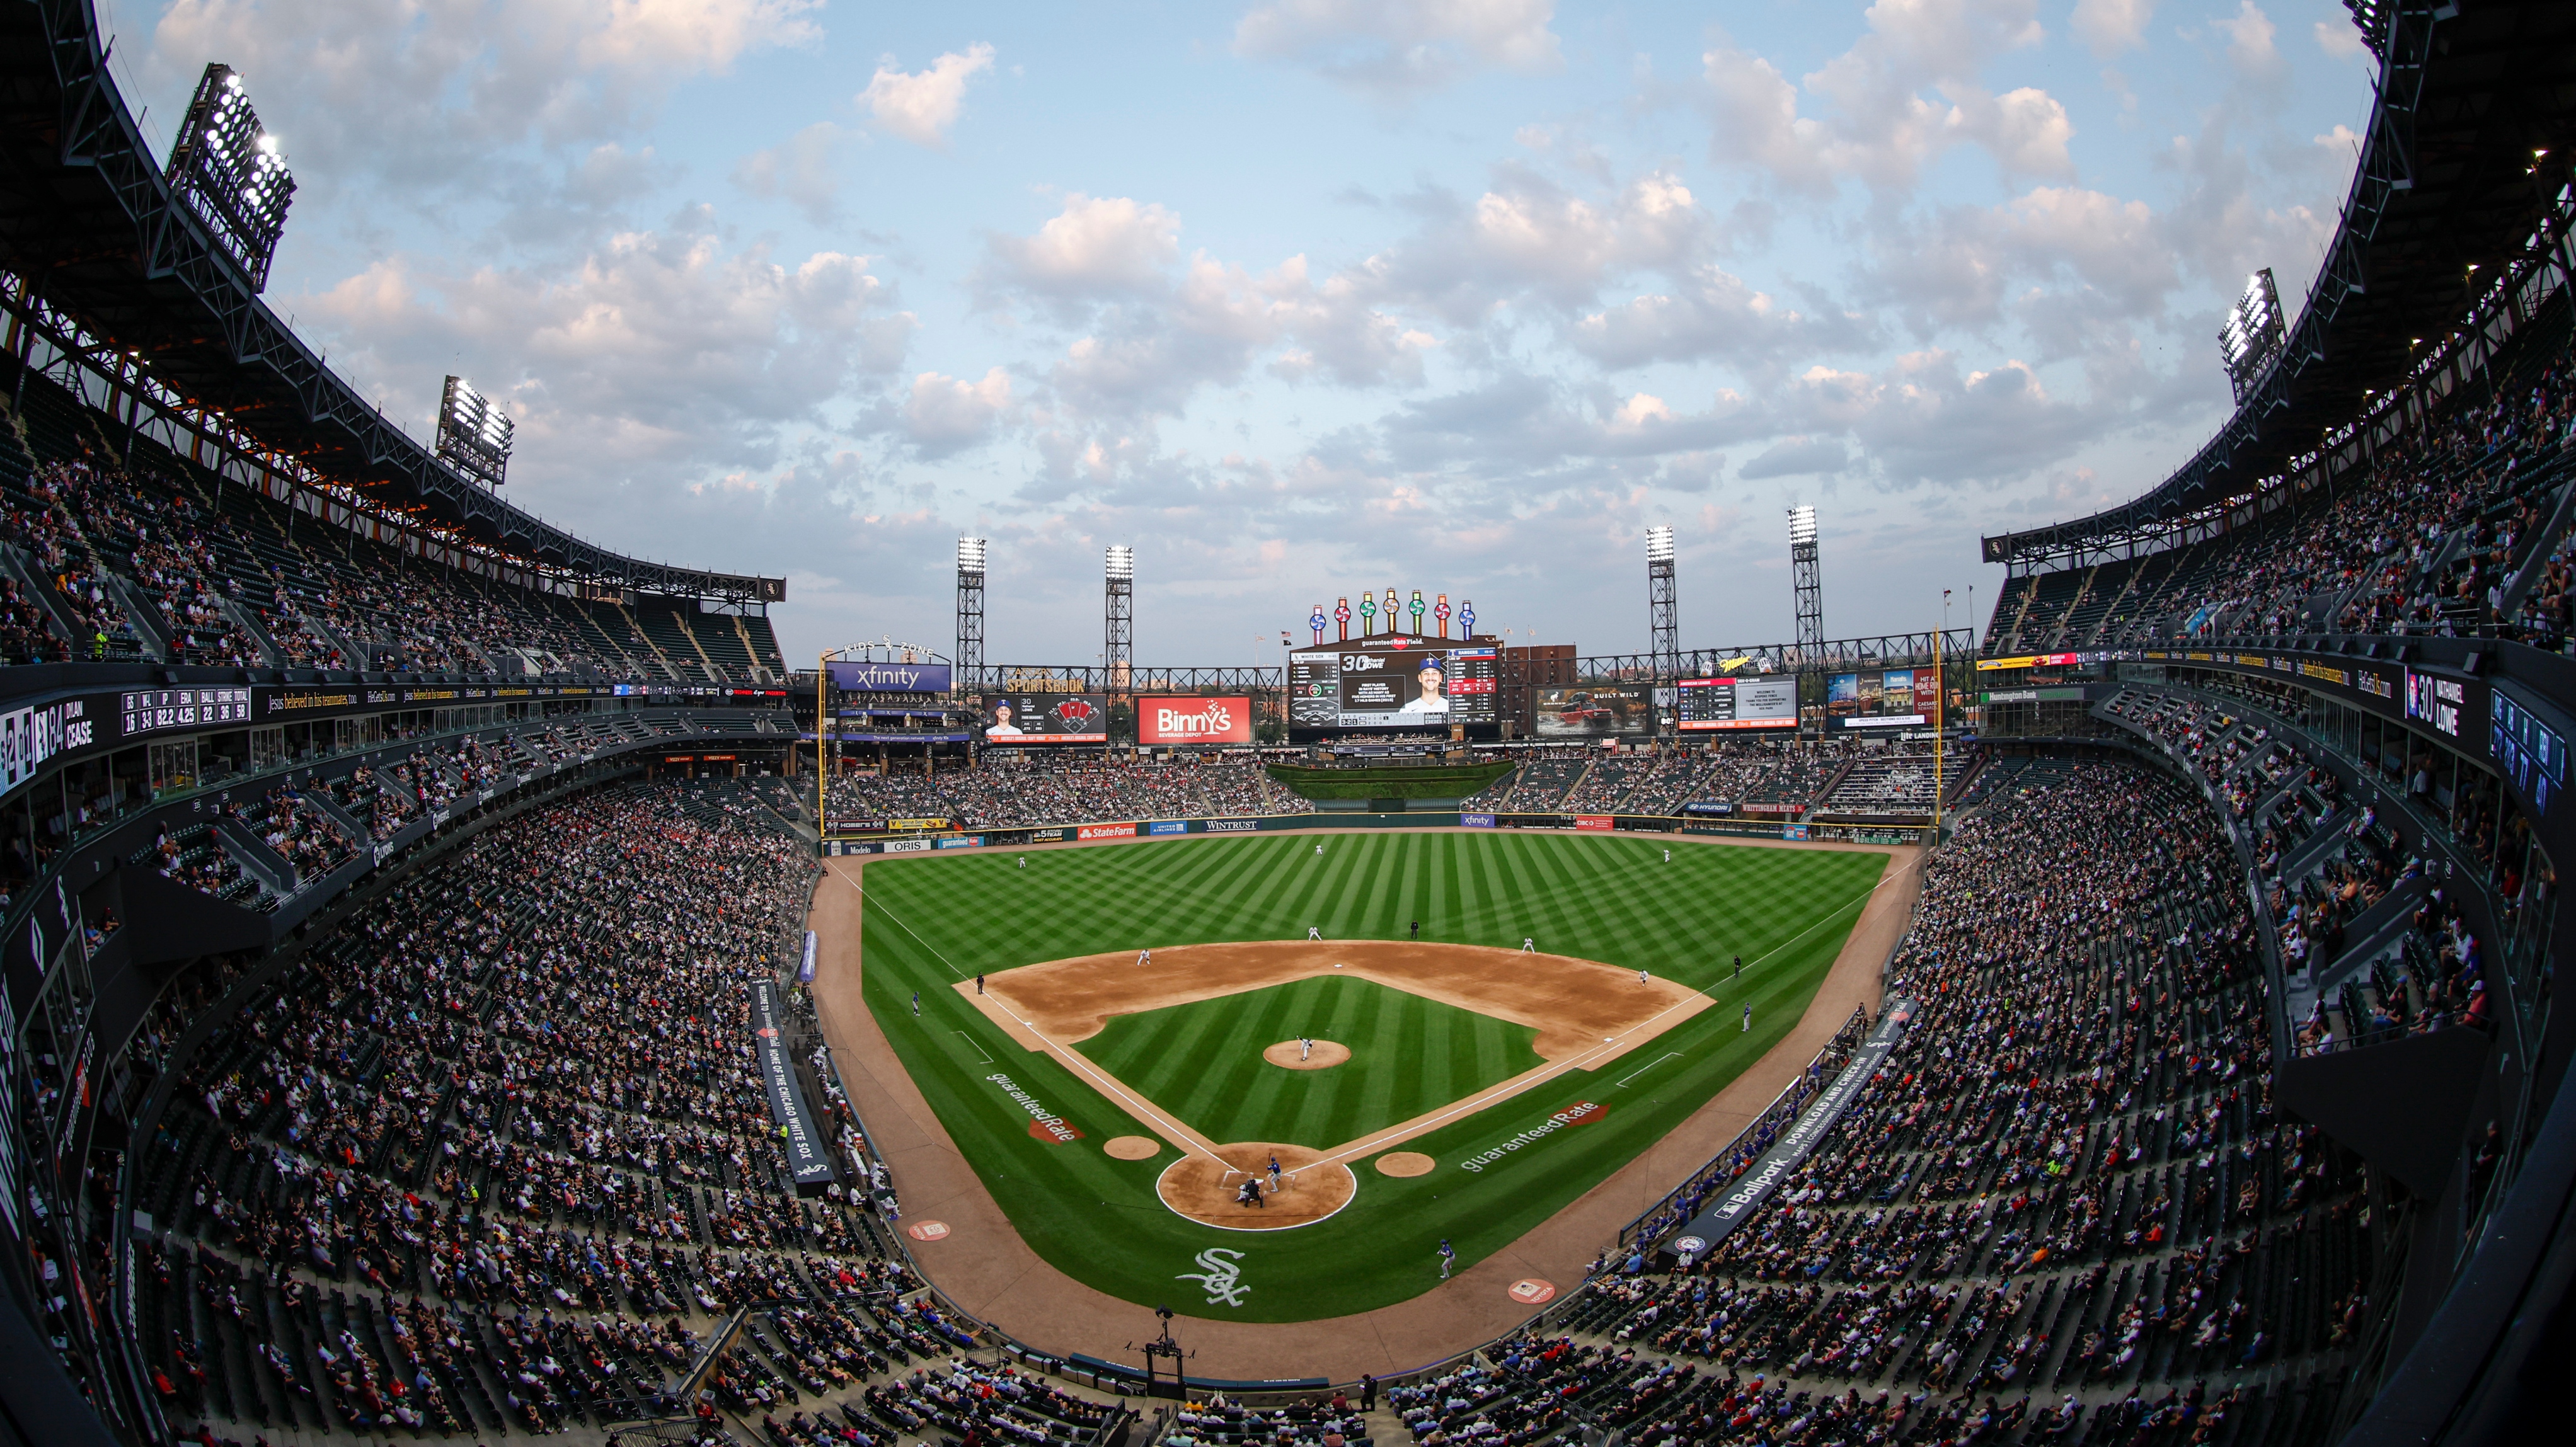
[
  {"x1": 1662, "y1": 848, "x2": 1670, "y2": 863},
  {"x1": 1315, "y1": 842, "x2": 1324, "y2": 856},
  {"x1": 1742, "y1": 1004, "x2": 1752, "y2": 1032},
  {"x1": 1437, "y1": 1239, "x2": 1455, "y2": 1279}
]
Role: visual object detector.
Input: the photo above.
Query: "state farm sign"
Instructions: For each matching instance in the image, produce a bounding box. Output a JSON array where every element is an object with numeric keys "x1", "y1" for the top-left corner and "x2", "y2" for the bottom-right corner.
[{"x1": 1139, "y1": 695, "x2": 1253, "y2": 745}]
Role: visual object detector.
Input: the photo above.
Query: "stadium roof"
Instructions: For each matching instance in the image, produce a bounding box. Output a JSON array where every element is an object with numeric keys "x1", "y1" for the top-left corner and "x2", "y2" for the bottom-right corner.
[
  {"x1": 0, "y1": 0, "x2": 785, "y2": 604},
  {"x1": 1983, "y1": 0, "x2": 2576, "y2": 569}
]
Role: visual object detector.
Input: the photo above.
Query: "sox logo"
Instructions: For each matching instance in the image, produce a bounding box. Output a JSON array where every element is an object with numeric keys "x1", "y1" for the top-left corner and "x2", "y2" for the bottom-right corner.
[{"x1": 1176, "y1": 1247, "x2": 1250, "y2": 1308}]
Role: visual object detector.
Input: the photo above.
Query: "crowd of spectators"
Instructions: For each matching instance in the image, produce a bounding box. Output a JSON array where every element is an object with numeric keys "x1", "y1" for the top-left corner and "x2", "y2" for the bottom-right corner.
[
  {"x1": 120, "y1": 784, "x2": 951, "y2": 1444},
  {"x1": 1480, "y1": 762, "x2": 2376, "y2": 1444},
  {"x1": 826, "y1": 761, "x2": 1311, "y2": 828}
]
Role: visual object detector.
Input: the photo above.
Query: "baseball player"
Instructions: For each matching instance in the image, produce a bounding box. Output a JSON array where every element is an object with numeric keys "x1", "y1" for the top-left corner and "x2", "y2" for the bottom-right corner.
[
  {"x1": 1236, "y1": 1177, "x2": 1265, "y2": 1210},
  {"x1": 1742, "y1": 1004, "x2": 1752, "y2": 1032},
  {"x1": 1410, "y1": 919, "x2": 1420, "y2": 940},
  {"x1": 1308, "y1": 925, "x2": 1323, "y2": 941},
  {"x1": 1137, "y1": 947, "x2": 1151, "y2": 968},
  {"x1": 1639, "y1": 969, "x2": 1650, "y2": 986},
  {"x1": 1268, "y1": 1153, "x2": 1284, "y2": 1194},
  {"x1": 1300, "y1": 1037, "x2": 1313, "y2": 1061},
  {"x1": 1315, "y1": 842, "x2": 1324, "y2": 856},
  {"x1": 1662, "y1": 848, "x2": 1670, "y2": 863},
  {"x1": 1437, "y1": 1239, "x2": 1454, "y2": 1279},
  {"x1": 1018, "y1": 855, "x2": 1026, "y2": 869},
  {"x1": 1732, "y1": 954, "x2": 1742, "y2": 982},
  {"x1": 1522, "y1": 937, "x2": 1536, "y2": 952},
  {"x1": 911, "y1": 991, "x2": 920, "y2": 1017}
]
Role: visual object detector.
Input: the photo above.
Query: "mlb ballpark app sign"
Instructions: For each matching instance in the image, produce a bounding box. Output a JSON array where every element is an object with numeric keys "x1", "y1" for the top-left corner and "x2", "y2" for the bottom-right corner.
[{"x1": 1139, "y1": 695, "x2": 1253, "y2": 745}]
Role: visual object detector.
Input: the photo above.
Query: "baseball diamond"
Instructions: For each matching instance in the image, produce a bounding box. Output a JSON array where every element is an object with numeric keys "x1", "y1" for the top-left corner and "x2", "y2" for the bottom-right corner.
[{"x1": 814, "y1": 827, "x2": 1905, "y2": 1330}]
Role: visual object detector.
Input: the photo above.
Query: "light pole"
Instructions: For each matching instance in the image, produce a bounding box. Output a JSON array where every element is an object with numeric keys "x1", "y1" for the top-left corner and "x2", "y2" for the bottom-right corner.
[{"x1": 1935, "y1": 590, "x2": 1951, "y2": 841}]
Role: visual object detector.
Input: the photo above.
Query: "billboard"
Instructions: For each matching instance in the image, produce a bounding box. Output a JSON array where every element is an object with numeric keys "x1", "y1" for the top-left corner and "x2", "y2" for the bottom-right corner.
[
  {"x1": 1829, "y1": 668, "x2": 1934, "y2": 727},
  {"x1": 1140, "y1": 695, "x2": 1253, "y2": 745},
  {"x1": 1534, "y1": 684, "x2": 1652, "y2": 738},
  {"x1": 1288, "y1": 640, "x2": 1498, "y2": 729},
  {"x1": 1677, "y1": 675, "x2": 1797, "y2": 731},
  {"x1": 982, "y1": 693, "x2": 1110, "y2": 743},
  {"x1": 830, "y1": 660, "x2": 952, "y2": 694}
]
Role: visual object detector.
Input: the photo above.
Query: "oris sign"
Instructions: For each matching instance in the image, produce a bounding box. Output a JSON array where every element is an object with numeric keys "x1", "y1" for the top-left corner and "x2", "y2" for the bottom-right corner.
[{"x1": 1140, "y1": 695, "x2": 1253, "y2": 745}]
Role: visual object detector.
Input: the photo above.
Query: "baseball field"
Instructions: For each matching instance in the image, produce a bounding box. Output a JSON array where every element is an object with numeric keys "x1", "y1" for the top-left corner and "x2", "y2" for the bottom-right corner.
[{"x1": 852, "y1": 830, "x2": 1891, "y2": 1324}]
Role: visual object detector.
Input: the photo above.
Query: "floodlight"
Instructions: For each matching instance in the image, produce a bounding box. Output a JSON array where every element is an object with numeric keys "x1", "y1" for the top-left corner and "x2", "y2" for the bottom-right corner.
[
  {"x1": 436, "y1": 375, "x2": 515, "y2": 489},
  {"x1": 2217, "y1": 268, "x2": 2286, "y2": 404},
  {"x1": 1106, "y1": 545, "x2": 1135, "y2": 580},
  {"x1": 1646, "y1": 525, "x2": 1676, "y2": 563},
  {"x1": 958, "y1": 537, "x2": 988, "y2": 571},
  {"x1": 166, "y1": 64, "x2": 297, "y2": 292},
  {"x1": 1788, "y1": 506, "x2": 1817, "y2": 546}
]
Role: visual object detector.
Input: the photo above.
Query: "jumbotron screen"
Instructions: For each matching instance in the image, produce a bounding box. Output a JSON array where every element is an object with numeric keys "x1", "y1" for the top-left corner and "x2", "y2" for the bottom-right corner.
[
  {"x1": 1677, "y1": 674, "x2": 1798, "y2": 731},
  {"x1": 1289, "y1": 639, "x2": 1497, "y2": 729},
  {"x1": 981, "y1": 693, "x2": 1110, "y2": 743}
]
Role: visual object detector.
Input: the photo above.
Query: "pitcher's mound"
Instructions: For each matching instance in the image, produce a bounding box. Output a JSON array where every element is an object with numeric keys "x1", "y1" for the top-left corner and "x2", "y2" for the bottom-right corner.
[
  {"x1": 1157, "y1": 1143, "x2": 1357, "y2": 1230},
  {"x1": 1374, "y1": 1152, "x2": 1435, "y2": 1177},
  {"x1": 1104, "y1": 1136, "x2": 1161, "y2": 1160},
  {"x1": 1263, "y1": 1039, "x2": 1352, "y2": 1070}
]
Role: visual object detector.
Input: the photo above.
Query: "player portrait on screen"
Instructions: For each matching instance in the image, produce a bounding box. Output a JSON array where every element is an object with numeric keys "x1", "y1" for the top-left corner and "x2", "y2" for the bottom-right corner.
[
  {"x1": 1398, "y1": 657, "x2": 1450, "y2": 715},
  {"x1": 986, "y1": 701, "x2": 1025, "y2": 736}
]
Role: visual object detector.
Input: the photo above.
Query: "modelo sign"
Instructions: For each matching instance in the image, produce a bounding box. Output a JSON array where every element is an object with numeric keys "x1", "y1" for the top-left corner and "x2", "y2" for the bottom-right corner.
[{"x1": 1141, "y1": 695, "x2": 1252, "y2": 745}]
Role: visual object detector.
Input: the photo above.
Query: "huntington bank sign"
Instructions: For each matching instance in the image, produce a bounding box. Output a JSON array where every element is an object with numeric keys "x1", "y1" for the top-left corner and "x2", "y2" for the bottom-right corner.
[{"x1": 1139, "y1": 695, "x2": 1253, "y2": 745}]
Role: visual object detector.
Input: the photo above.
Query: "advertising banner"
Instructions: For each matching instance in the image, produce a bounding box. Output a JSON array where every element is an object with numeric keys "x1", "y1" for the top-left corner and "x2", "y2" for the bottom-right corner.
[
  {"x1": 749, "y1": 981, "x2": 838, "y2": 1194},
  {"x1": 1665, "y1": 1000, "x2": 1912, "y2": 1259},
  {"x1": 1677, "y1": 674, "x2": 1798, "y2": 731},
  {"x1": 1575, "y1": 815, "x2": 1615, "y2": 832},
  {"x1": 1534, "y1": 684, "x2": 1653, "y2": 738},
  {"x1": 934, "y1": 835, "x2": 984, "y2": 849},
  {"x1": 1783, "y1": 823, "x2": 1809, "y2": 840},
  {"x1": 799, "y1": 930, "x2": 817, "y2": 983},
  {"x1": 1460, "y1": 813, "x2": 1497, "y2": 828},
  {"x1": 983, "y1": 694, "x2": 1111, "y2": 743},
  {"x1": 1682, "y1": 801, "x2": 1733, "y2": 815},
  {"x1": 1140, "y1": 695, "x2": 1253, "y2": 745},
  {"x1": 1204, "y1": 818, "x2": 1262, "y2": 833},
  {"x1": 1077, "y1": 822, "x2": 1137, "y2": 840},
  {"x1": 829, "y1": 660, "x2": 952, "y2": 694}
]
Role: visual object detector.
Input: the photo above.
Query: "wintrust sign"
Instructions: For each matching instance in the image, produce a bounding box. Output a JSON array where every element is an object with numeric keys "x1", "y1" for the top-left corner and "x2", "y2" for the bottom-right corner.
[{"x1": 1141, "y1": 695, "x2": 1253, "y2": 745}]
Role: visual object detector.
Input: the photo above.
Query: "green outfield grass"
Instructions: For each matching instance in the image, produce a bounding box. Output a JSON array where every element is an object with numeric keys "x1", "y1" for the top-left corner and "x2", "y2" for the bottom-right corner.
[
  {"x1": 1078, "y1": 975, "x2": 1546, "y2": 1148},
  {"x1": 858, "y1": 830, "x2": 1889, "y2": 1322}
]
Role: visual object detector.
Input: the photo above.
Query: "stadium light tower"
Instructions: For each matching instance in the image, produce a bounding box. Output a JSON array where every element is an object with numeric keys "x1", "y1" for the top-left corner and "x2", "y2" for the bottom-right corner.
[
  {"x1": 955, "y1": 537, "x2": 987, "y2": 692},
  {"x1": 1105, "y1": 544, "x2": 1135, "y2": 721},
  {"x1": 166, "y1": 64, "x2": 297, "y2": 292},
  {"x1": 1647, "y1": 525, "x2": 1679, "y2": 711},
  {"x1": 1790, "y1": 506, "x2": 1823, "y2": 730},
  {"x1": 2219, "y1": 269, "x2": 2287, "y2": 404},
  {"x1": 435, "y1": 375, "x2": 514, "y2": 489}
]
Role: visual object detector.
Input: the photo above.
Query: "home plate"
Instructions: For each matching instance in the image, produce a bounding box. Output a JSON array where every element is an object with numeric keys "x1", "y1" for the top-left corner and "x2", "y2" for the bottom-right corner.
[
  {"x1": 1507, "y1": 1278, "x2": 1556, "y2": 1305},
  {"x1": 907, "y1": 1220, "x2": 952, "y2": 1242}
]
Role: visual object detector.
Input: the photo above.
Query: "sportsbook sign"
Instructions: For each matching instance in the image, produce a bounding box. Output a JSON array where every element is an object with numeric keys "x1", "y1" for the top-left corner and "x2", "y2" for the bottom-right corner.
[{"x1": 1139, "y1": 695, "x2": 1253, "y2": 745}]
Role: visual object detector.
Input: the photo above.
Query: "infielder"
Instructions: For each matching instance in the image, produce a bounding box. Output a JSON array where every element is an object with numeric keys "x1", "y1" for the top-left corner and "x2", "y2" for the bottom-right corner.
[
  {"x1": 1300, "y1": 1037, "x2": 1313, "y2": 1061},
  {"x1": 1522, "y1": 937, "x2": 1536, "y2": 952},
  {"x1": 1137, "y1": 948, "x2": 1151, "y2": 968},
  {"x1": 1639, "y1": 969, "x2": 1650, "y2": 985},
  {"x1": 1308, "y1": 925, "x2": 1323, "y2": 941}
]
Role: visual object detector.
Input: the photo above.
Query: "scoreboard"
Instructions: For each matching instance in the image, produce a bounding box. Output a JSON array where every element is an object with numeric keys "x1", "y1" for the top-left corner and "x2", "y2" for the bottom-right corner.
[
  {"x1": 1289, "y1": 639, "x2": 1498, "y2": 730},
  {"x1": 1677, "y1": 675, "x2": 1798, "y2": 731}
]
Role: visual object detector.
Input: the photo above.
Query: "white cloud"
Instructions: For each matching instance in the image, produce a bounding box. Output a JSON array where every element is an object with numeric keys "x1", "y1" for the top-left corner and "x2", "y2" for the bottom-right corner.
[
  {"x1": 986, "y1": 194, "x2": 1183, "y2": 297},
  {"x1": 2212, "y1": 1, "x2": 2283, "y2": 79},
  {"x1": 904, "y1": 367, "x2": 1014, "y2": 454},
  {"x1": 2313, "y1": 18, "x2": 2367, "y2": 61},
  {"x1": 2070, "y1": 0, "x2": 2156, "y2": 57},
  {"x1": 1233, "y1": 0, "x2": 1561, "y2": 92},
  {"x1": 860, "y1": 43, "x2": 996, "y2": 147},
  {"x1": 732, "y1": 122, "x2": 848, "y2": 222}
]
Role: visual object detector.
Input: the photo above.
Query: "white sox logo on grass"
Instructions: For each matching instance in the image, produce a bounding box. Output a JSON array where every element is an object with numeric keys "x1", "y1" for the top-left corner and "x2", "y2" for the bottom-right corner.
[{"x1": 1178, "y1": 1247, "x2": 1250, "y2": 1307}]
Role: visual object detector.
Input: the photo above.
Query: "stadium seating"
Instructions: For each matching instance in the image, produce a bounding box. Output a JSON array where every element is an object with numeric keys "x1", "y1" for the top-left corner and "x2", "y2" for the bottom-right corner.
[{"x1": 0, "y1": 371, "x2": 782, "y2": 682}]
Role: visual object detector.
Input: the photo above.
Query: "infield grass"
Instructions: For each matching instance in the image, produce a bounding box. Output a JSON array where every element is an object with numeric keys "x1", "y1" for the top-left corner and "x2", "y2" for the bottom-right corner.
[
  {"x1": 858, "y1": 830, "x2": 1890, "y2": 1322},
  {"x1": 1079, "y1": 975, "x2": 1546, "y2": 1148}
]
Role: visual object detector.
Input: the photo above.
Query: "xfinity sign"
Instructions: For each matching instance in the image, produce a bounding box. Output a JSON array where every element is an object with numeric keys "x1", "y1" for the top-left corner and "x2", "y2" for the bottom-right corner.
[{"x1": 829, "y1": 661, "x2": 952, "y2": 694}]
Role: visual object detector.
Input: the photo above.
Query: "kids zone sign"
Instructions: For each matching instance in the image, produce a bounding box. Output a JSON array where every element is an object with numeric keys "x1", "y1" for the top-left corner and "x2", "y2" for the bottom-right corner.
[{"x1": 1140, "y1": 695, "x2": 1253, "y2": 745}]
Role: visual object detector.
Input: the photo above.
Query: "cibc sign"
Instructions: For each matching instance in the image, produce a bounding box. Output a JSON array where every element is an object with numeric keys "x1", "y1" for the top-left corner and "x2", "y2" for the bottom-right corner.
[{"x1": 1139, "y1": 695, "x2": 1252, "y2": 745}]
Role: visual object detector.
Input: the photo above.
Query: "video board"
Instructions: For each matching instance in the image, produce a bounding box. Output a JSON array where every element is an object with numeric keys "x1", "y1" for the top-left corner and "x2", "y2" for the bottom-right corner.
[
  {"x1": 981, "y1": 693, "x2": 1110, "y2": 743},
  {"x1": 1828, "y1": 668, "x2": 1936, "y2": 729},
  {"x1": 1289, "y1": 640, "x2": 1498, "y2": 729},
  {"x1": 1534, "y1": 684, "x2": 1652, "y2": 738},
  {"x1": 1139, "y1": 695, "x2": 1253, "y2": 745},
  {"x1": 1677, "y1": 675, "x2": 1798, "y2": 731}
]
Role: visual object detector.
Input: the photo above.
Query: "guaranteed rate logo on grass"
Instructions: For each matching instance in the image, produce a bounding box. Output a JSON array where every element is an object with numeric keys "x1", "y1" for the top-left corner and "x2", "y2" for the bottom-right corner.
[
  {"x1": 987, "y1": 1072, "x2": 1085, "y2": 1143},
  {"x1": 1458, "y1": 1100, "x2": 1607, "y2": 1173}
]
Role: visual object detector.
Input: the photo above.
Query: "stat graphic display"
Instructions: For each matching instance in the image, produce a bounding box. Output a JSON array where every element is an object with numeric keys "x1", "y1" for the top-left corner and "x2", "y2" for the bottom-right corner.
[
  {"x1": 1677, "y1": 675, "x2": 1798, "y2": 731},
  {"x1": 981, "y1": 694, "x2": 1111, "y2": 743},
  {"x1": 1289, "y1": 640, "x2": 1498, "y2": 730},
  {"x1": 1828, "y1": 668, "x2": 1938, "y2": 729},
  {"x1": 1139, "y1": 695, "x2": 1253, "y2": 745},
  {"x1": 1534, "y1": 685, "x2": 1652, "y2": 738}
]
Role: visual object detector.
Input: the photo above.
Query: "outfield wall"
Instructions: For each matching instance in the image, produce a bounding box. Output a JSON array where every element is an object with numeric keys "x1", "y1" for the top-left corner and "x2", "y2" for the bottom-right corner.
[{"x1": 822, "y1": 811, "x2": 1925, "y2": 855}]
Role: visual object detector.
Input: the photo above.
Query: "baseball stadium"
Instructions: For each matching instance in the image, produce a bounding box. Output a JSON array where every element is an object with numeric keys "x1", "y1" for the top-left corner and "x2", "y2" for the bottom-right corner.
[{"x1": 2, "y1": 5, "x2": 2574, "y2": 1447}]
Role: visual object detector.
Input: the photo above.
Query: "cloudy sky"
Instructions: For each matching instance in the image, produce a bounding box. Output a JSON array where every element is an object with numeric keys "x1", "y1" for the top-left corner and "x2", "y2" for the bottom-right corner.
[{"x1": 112, "y1": 0, "x2": 2376, "y2": 667}]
